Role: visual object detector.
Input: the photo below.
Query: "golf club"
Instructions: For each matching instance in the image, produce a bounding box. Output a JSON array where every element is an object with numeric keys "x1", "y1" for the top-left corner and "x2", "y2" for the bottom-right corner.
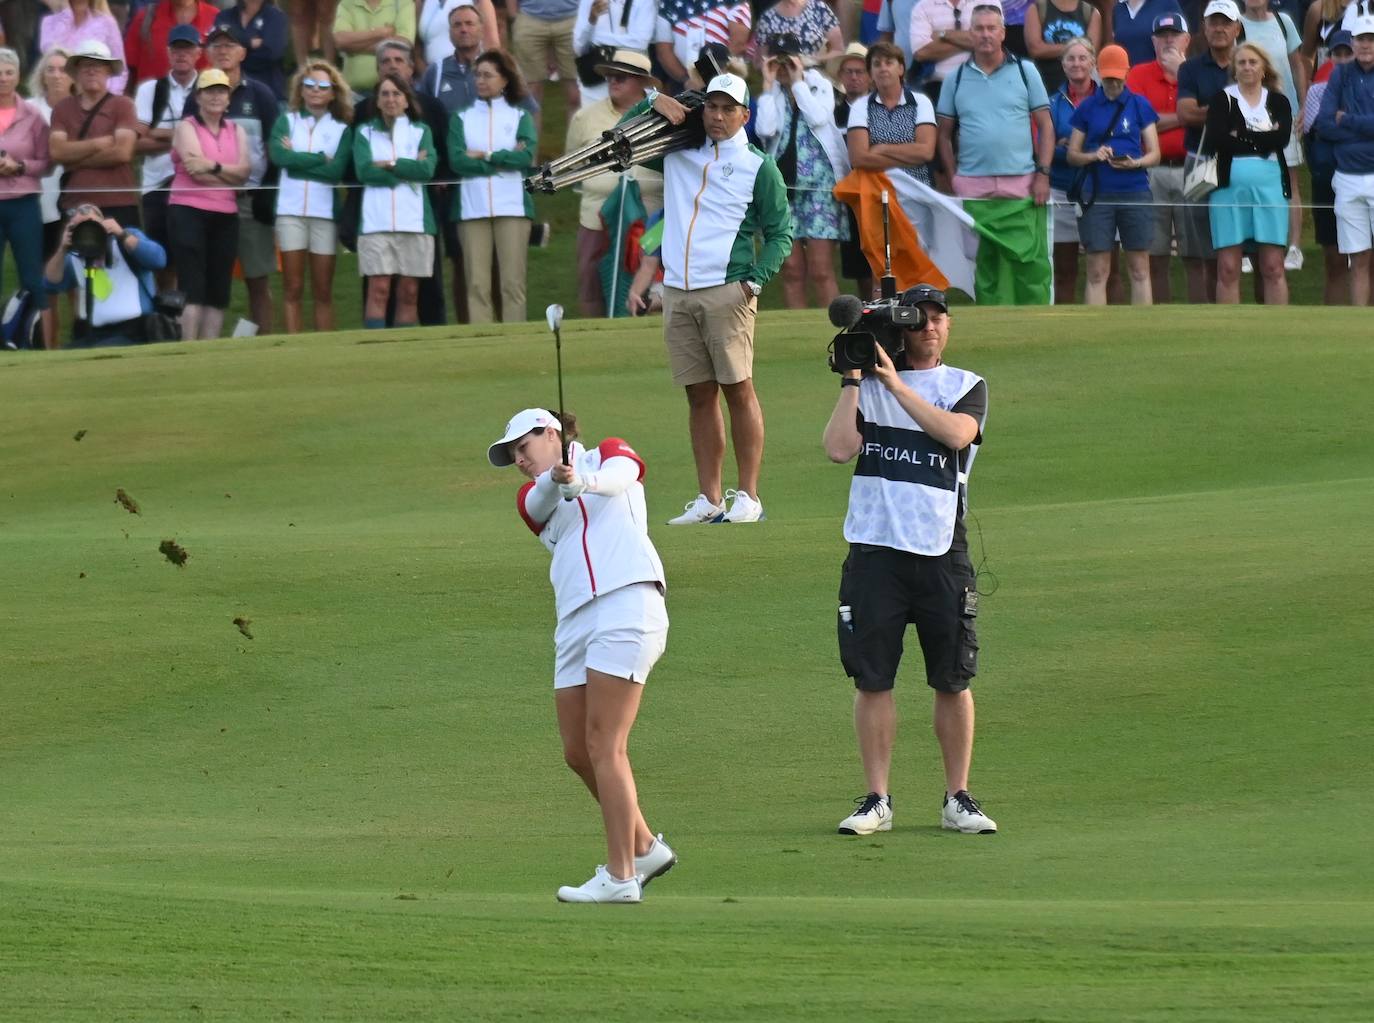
[{"x1": 545, "y1": 304, "x2": 568, "y2": 464}]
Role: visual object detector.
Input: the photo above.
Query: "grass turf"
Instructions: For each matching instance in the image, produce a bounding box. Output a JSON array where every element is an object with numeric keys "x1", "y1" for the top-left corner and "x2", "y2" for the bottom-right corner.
[{"x1": 2, "y1": 307, "x2": 1371, "y2": 1020}]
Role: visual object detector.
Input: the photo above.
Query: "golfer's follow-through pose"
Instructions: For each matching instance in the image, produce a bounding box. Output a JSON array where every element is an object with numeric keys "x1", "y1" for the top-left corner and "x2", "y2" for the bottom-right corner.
[{"x1": 488, "y1": 408, "x2": 677, "y2": 903}]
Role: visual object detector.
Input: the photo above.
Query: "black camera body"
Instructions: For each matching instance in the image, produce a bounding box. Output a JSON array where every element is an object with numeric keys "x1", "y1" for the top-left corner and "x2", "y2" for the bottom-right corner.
[
  {"x1": 827, "y1": 295, "x2": 926, "y2": 374},
  {"x1": 70, "y1": 218, "x2": 109, "y2": 263}
]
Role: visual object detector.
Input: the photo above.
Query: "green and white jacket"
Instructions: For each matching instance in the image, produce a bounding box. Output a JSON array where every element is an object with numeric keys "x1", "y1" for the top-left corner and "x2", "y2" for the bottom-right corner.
[
  {"x1": 268, "y1": 111, "x2": 352, "y2": 220},
  {"x1": 448, "y1": 96, "x2": 537, "y2": 221},
  {"x1": 624, "y1": 99, "x2": 793, "y2": 291},
  {"x1": 353, "y1": 115, "x2": 437, "y2": 235}
]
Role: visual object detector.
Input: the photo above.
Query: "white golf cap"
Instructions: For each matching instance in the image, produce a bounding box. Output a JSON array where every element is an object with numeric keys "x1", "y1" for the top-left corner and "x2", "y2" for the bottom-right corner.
[
  {"x1": 1202, "y1": 0, "x2": 1241, "y2": 21},
  {"x1": 1348, "y1": 11, "x2": 1374, "y2": 35},
  {"x1": 488, "y1": 408, "x2": 560, "y2": 467},
  {"x1": 705, "y1": 73, "x2": 749, "y2": 106}
]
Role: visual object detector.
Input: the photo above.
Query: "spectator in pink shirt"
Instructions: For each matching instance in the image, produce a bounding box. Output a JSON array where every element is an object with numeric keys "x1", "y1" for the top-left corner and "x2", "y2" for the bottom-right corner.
[
  {"x1": 40, "y1": 0, "x2": 129, "y2": 95},
  {"x1": 0, "y1": 47, "x2": 52, "y2": 322}
]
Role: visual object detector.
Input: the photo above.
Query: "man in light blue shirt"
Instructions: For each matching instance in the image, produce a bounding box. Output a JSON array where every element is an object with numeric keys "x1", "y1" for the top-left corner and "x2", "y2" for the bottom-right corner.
[
  {"x1": 876, "y1": 0, "x2": 920, "y2": 65},
  {"x1": 936, "y1": 2, "x2": 1053, "y2": 201}
]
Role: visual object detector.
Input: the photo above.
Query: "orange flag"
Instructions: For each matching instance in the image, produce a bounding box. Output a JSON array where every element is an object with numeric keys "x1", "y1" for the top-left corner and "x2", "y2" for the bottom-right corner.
[{"x1": 833, "y1": 168, "x2": 949, "y2": 292}]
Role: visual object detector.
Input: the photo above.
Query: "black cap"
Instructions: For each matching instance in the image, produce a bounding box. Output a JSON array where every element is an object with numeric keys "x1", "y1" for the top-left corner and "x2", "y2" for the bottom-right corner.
[
  {"x1": 899, "y1": 283, "x2": 947, "y2": 311},
  {"x1": 770, "y1": 33, "x2": 806, "y2": 57},
  {"x1": 695, "y1": 42, "x2": 730, "y2": 84},
  {"x1": 205, "y1": 23, "x2": 248, "y2": 46}
]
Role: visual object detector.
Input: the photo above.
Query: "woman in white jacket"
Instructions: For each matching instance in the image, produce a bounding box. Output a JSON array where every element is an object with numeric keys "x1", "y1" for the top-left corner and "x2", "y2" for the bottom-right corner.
[
  {"x1": 448, "y1": 49, "x2": 537, "y2": 323},
  {"x1": 488, "y1": 407, "x2": 677, "y2": 904},
  {"x1": 754, "y1": 40, "x2": 849, "y2": 309}
]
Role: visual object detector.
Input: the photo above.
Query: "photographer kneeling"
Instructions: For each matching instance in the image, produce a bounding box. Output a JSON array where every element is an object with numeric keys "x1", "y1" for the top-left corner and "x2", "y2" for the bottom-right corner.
[
  {"x1": 822, "y1": 284, "x2": 998, "y2": 838},
  {"x1": 44, "y1": 204, "x2": 168, "y2": 348}
]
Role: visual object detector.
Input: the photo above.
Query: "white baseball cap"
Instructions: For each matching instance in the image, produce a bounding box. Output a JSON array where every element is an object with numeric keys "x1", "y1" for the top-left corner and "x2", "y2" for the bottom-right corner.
[
  {"x1": 488, "y1": 408, "x2": 561, "y2": 466},
  {"x1": 705, "y1": 73, "x2": 749, "y2": 106},
  {"x1": 1347, "y1": 11, "x2": 1374, "y2": 36},
  {"x1": 1202, "y1": 0, "x2": 1241, "y2": 21}
]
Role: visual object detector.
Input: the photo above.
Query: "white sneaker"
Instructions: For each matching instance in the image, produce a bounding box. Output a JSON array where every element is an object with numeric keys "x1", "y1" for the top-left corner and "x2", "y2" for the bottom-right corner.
[
  {"x1": 556, "y1": 865, "x2": 642, "y2": 903},
  {"x1": 667, "y1": 493, "x2": 725, "y2": 525},
  {"x1": 941, "y1": 790, "x2": 998, "y2": 834},
  {"x1": 721, "y1": 489, "x2": 763, "y2": 523},
  {"x1": 837, "y1": 792, "x2": 892, "y2": 835},
  {"x1": 1284, "y1": 245, "x2": 1304, "y2": 271},
  {"x1": 1241, "y1": 257, "x2": 1254, "y2": 274},
  {"x1": 634, "y1": 834, "x2": 677, "y2": 886}
]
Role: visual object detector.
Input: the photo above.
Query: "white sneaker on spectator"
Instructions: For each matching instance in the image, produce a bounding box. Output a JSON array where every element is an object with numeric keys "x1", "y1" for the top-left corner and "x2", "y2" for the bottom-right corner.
[
  {"x1": 533, "y1": 222, "x2": 552, "y2": 248},
  {"x1": 837, "y1": 792, "x2": 892, "y2": 835},
  {"x1": 1241, "y1": 257, "x2": 1254, "y2": 274},
  {"x1": 1284, "y1": 245, "x2": 1304, "y2": 271},
  {"x1": 941, "y1": 790, "x2": 998, "y2": 834},
  {"x1": 722, "y1": 489, "x2": 763, "y2": 523},
  {"x1": 634, "y1": 834, "x2": 677, "y2": 886},
  {"x1": 556, "y1": 865, "x2": 642, "y2": 903},
  {"x1": 667, "y1": 494, "x2": 725, "y2": 525}
]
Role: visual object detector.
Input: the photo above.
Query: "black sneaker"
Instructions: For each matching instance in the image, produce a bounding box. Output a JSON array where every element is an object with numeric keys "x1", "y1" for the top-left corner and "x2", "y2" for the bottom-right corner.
[{"x1": 837, "y1": 792, "x2": 892, "y2": 835}]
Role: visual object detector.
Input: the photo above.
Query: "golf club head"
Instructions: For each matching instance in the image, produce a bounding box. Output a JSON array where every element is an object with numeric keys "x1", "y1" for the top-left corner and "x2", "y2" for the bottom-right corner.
[{"x1": 545, "y1": 304, "x2": 564, "y2": 333}]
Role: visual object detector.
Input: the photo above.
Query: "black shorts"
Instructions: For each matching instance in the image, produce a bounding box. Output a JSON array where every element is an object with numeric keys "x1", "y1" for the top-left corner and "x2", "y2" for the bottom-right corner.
[
  {"x1": 167, "y1": 204, "x2": 238, "y2": 309},
  {"x1": 837, "y1": 543, "x2": 978, "y2": 694},
  {"x1": 141, "y1": 187, "x2": 171, "y2": 252}
]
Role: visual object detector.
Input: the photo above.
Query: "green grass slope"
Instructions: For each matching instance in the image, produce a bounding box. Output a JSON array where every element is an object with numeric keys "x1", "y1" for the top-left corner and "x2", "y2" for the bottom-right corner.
[{"x1": 2, "y1": 308, "x2": 1371, "y2": 1021}]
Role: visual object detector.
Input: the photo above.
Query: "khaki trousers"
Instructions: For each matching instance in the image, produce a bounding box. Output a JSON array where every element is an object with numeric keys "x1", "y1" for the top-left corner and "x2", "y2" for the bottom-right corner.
[{"x1": 459, "y1": 216, "x2": 529, "y2": 323}]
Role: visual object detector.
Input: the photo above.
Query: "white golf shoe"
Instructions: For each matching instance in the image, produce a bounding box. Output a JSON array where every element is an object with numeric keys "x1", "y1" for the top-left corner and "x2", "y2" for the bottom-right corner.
[
  {"x1": 941, "y1": 790, "x2": 998, "y2": 834},
  {"x1": 721, "y1": 489, "x2": 763, "y2": 523},
  {"x1": 667, "y1": 494, "x2": 725, "y2": 525},
  {"x1": 837, "y1": 793, "x2": 892, "y2": 835},
  {"x1": 556, "y1": 865, "x2": 642, "y2": 903},
  {"x1": 634, "y1": 834, "x2": 678, "y2": 886}
]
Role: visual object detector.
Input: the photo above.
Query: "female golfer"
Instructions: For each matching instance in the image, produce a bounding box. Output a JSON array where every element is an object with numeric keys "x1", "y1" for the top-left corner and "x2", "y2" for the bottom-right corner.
[{"x1": 488, "y1": 408, "x2": 676, "y2": 904}]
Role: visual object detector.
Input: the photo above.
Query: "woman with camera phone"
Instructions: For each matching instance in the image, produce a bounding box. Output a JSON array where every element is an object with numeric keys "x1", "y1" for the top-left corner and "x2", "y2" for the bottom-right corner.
[
  {"x1": 0, "y1": 47, "x2": 53, "y2": 338},
  {"x1": 168, "y1": 69, "x2": 250, "y2": 341}
]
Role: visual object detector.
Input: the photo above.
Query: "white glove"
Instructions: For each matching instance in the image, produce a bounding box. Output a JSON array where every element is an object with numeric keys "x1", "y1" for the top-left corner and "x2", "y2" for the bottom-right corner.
[{"x1": 558, "y1": 473, "x2": 587, "y2": 500}]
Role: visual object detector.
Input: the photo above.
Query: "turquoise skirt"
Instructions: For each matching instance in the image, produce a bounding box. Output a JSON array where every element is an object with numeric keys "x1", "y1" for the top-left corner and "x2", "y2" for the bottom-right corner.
[{"x1": 1209, "y1": 156, "x2": 1288, "y2": 249}]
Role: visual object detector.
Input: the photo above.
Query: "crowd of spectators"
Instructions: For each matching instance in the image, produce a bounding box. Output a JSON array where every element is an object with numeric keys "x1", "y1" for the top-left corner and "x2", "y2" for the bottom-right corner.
[{"x1": 1, "y1": 0, "x2": 1373, "y2": 348}]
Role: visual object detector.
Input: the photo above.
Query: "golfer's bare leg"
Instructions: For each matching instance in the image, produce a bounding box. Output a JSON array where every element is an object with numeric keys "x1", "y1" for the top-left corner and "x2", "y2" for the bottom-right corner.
[
  {"x1": 934, "y1": 689, "x2": 974, "y2": 795},
  {"x1": 854, "y1": 690, "x2": 896, "y2": 796},
  {"x1": 721, "y1": 378, "x2": 764, "y2": 497},
  {"x1": 555, "y1": 686, "x2": 654, "y2": 857},
  {"x1": 685, "y1": 381, "x2": 725, "y2": 505},
  {"x1": 584, "y1": 670, "x2": 654, "y2": 878}
]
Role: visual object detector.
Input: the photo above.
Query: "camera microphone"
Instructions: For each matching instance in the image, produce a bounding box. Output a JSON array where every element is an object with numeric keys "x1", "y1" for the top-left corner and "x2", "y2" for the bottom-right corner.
[{"x1": 828, "y1": 294, "x2": 864, "y2": 329}]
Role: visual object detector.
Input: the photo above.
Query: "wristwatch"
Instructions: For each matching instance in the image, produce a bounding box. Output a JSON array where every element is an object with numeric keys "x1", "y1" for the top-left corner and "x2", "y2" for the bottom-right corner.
[
  {"x1": 841, "y1": 377, "x2": 861, "y2": 389},
  {"x1": 1034, "y1": 164, "x2": 1050, "y2": 176},
  {"x1": 744, "y1": 280, "x2": 762, "y2": 297},
  {"x1": 938, "y1": 28, "x2": 947, "y2": 41}
]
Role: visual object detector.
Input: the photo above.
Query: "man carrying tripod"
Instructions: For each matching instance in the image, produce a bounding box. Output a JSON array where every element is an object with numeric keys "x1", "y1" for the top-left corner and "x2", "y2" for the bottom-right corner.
[{"x1": 821, "y1": 283, "x2": 998, "y2": 837}]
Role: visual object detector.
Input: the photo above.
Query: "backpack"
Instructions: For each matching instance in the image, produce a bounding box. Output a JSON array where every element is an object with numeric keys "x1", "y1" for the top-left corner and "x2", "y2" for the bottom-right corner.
[{"x1": 1, "y1": 289, "x2": 44, "y2": 351}]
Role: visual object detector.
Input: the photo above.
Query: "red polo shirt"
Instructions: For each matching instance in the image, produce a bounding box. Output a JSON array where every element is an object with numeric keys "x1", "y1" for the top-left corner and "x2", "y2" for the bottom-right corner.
[{"x1": 1126, "y1": 60, "x2": 1185, "y2": 163}]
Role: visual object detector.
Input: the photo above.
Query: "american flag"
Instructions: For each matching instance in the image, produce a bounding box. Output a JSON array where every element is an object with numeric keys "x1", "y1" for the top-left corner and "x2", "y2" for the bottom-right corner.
[{"x1": 660, "y1": 0, "x2": 752, "y2": 45}]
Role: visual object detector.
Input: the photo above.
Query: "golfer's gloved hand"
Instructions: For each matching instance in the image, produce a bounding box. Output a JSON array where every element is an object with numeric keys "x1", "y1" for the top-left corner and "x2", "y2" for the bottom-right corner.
[{"x1": 558, "y1": 473, "x2": 588, "y2": 500}]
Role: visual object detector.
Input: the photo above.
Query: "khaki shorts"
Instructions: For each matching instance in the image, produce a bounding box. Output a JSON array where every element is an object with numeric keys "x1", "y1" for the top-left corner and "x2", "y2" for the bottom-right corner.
[
  {"x1": 357, "y1": 231, "x2": 436, "y2": 277},
  {"x1": 276, "y1": 214, "x2": 338, "y2": 256},
  {"x1": 236, "y1": 196, "x2": 277, "y2": 279},
  {"x1": 662, "y1": 282, "x2": 757, "y2": 387},
  {"x1": 512, "y1": 13, "x2": 576, "y2": 85}
]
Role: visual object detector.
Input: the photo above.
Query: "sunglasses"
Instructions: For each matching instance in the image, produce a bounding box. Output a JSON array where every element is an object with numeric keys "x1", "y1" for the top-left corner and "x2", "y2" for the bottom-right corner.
[
  {"x1": 302, "y1": 78, "x2": 333, "y2": 89},
  {"x1": 604, "y1": 72, "x2": 635, "y2": 83}
]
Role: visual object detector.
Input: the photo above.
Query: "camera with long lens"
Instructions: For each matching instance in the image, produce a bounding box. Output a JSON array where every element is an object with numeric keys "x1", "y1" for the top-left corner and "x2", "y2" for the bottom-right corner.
[
  {"x1": 68, "y1": 206, "x2": 110, "y2": 262},
  {"x1": 827, "y1": 294, "x2": 926, "y2": 374}
]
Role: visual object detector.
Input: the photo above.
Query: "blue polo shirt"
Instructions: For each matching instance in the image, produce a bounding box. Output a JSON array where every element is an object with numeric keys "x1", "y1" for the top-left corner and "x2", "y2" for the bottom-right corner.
[
  {"x1": 1112, "y1": 0, "x2": 1183, "y2": 66},
  {"x1": 876, "y1": 0, "x2": 920, "y2": 63},
  {"x1": 1177, "y1": 50, "x2": 1231, "y2": 152},
  {"x1": 1069, "y1": 86, "x2": 1159, "y2": 192},
  {"x1": 936, "y1": 53, "x2": 1050, "y2": 176}
]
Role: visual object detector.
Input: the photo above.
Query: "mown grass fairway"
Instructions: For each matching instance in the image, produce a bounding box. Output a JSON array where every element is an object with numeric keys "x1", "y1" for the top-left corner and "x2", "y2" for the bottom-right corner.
[{"x1": 2, "y1": 309, "x2": 1372, "y2": 1021}]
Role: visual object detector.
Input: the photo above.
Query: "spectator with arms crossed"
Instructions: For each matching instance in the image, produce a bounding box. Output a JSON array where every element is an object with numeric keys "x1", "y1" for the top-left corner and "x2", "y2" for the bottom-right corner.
[{"x1": 1316, "y1": 10, "x2": 1374, "y2": 305}]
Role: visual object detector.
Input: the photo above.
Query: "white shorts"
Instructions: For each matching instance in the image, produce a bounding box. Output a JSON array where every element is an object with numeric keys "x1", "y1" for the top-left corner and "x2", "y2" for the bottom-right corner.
[
  {"x1": 553, "y1": 582, "x2": 668, "y2": 689},
  {"x1": 1050, "y1": 189, "x2": 1078, "y2": 245},
  {"x1": 276, "y1": 214, "x2": 338, "y2": 256},
  {"x1": 1333, "y1": 170, "x2": 1374, "y2": 255}
]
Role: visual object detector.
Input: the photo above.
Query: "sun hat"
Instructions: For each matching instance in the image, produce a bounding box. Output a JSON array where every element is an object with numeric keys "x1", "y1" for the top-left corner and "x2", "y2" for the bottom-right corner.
[
  {"x1": 593, "y1": 49, "x2": 660, "y2": 88},
  {"x1": 840, "y1": 41, "x2": 868, "y2": 66},
  {"x1": 488, "y1": 409, "x2": 561, "y2": 467},
  {"x1": 196, "y1": 68, "x2": 232, "y2": 90},
  {"x1": 1097, "y1": 44, "x2": 1131, "y2": 79},
  {"x1": 705, "y1": 72, "x2": 748, "y2": 106},
  {"x1": 68, "y1": 40, "x2": 124, "y2": 76}
]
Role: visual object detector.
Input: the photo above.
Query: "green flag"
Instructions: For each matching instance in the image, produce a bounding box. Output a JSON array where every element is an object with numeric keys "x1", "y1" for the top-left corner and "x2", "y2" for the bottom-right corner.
[
  {"x1": 598, "y1": 177, "x2": 648, "y2": 318},
  {"x1": 966, "y1": 198, "x2": 1051, "y2": 306}
]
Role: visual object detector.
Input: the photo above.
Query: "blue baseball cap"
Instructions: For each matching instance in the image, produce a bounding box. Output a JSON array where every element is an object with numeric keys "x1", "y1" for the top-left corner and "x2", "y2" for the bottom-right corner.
[
  {"x1": 1152, "y1": 12, "x2": 1188, "y2": 33},
  {"x1": 167, "y1": 24, "x2": 202, "y2": 46},
  {"x1": 1327, "y1": 29, "x2": 1354, "y2": 51}
]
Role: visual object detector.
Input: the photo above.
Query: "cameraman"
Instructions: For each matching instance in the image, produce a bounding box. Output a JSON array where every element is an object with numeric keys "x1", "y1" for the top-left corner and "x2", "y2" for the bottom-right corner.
[
  {"x1": 44, "y1": 205, "x2": 167, "y2": 348},
  {"x1": 821, "y1": 284, "x2": 998, "y2": 837}
]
